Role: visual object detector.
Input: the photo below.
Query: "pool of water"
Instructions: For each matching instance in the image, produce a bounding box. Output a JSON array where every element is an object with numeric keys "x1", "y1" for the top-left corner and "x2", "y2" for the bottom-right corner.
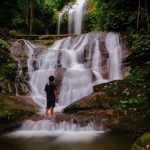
[
  {"x1": 0, "y1": 133, "x2": 134, "y2": 150},
  {"x1": 0, "y1": 113, "x2": 135, "y2": 150}
]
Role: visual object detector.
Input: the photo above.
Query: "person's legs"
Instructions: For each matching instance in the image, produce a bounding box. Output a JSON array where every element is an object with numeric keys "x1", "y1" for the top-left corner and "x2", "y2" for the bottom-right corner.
[
  {"x1": 46, "y1": 97, "x2": 50, "y2": 116},
  {"x1": 50, "y1": 107, "x2": 54, "y2": 118},
  {"x1": 49, "y1": 96, "x2": 55, "y2": 119},
  {"x1": 45, "y1": 107, "x2": 49, "y2": 117}
]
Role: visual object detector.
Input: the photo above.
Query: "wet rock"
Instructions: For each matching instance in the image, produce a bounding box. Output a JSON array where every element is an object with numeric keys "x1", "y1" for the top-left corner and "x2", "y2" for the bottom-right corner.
[
  {"x1": 0, "y1": 77, "x2": 16, "y2": 95},
  {"x1": 9, "y1": 40, "x2": 46, "y2": 95},
  {"x1": 0, "y1": 95, "x2": 39, "y2": 134}
]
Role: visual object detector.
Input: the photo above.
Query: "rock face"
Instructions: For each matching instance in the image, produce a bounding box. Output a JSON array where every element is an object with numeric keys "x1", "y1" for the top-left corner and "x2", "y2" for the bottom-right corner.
[
  {"x1": 0, "y1": 77, "x2": 15, "y2": 95},
  {"x1": 10, "y1": 40, "x2": 45, "y2": 95},
  {"x1": 0, "y1": 95, "x2": 39, "y2": 134}
]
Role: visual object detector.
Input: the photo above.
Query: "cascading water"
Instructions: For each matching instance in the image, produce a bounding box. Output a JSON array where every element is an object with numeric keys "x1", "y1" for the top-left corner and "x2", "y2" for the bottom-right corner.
[
  {"x1": 105, "y1": 32, "x2": 122, "y2": 80},
  {"x1": 24, "y1": 40, "x2": 36, "y2": 79},
  {"x1": 74, "y1": 0, "x2": 87, "y2": 34},
  {"x1": 57, "y1": 0, "x2": 87, "y2": 34},
  {"x1": 8, "y1": 32, "x2": 124, "y2": 138},
  {"x1": 57, "y1": 12, "x2": 64, "y2": 35},
  {"x1": 29, "y1": 34, "x2": 94, "y2": 108},
  {"x1": 92, "y1": 39, "x2": 105, "y2": 83},
  {"x1": 68, "y1": 9, "x2": 74, "y2": 34},
  {"x1": 13, "y1": 32, "x2": 123, "y2": 109}
]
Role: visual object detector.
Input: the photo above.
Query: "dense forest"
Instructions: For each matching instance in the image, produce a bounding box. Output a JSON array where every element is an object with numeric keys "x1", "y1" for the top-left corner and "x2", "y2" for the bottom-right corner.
[
  {"x1": 0, "y1": 0, "x2": 72, "y2": 34},
  {"x1": 0, "y1": 0, "x2": 149, "y2": 60},
  {"x1": 0, "y1": 0, "x2": 150, "y2": 149},
  {"x1": 1, "y1": 0, "x2": 149, "y2": 90}
]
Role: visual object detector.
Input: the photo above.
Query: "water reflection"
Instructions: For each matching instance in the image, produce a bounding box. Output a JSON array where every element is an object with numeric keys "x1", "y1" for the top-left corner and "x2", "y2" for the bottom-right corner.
[{"x1": 0, "y1": 133, "x2": 133, "y2": 150}]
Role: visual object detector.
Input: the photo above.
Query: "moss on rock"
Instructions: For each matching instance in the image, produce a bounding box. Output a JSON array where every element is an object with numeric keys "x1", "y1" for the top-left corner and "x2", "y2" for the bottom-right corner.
[
  {"x1": 132, "y1": 133, "x2": 150, "y2": 150},
  {"x1": 0, "y1": 95, "x2": 39, "y2": 134}
]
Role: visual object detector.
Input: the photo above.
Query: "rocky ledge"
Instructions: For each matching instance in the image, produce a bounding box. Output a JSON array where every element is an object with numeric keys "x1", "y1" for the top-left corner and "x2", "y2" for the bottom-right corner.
[{"x1": 0, "y1": 95, "x2": 39, "y2": 134}]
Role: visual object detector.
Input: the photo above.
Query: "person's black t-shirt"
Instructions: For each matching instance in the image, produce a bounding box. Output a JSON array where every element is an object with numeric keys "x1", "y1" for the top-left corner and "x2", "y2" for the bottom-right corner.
[{"x1": 45, "y1": 83, "x2": 56, "y2": 97}]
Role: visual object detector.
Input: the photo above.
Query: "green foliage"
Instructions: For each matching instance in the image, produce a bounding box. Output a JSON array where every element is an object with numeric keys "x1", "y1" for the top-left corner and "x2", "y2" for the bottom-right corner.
[
  {"x1": 0, "y1": 109, "x2": 31, "y2": 123},
  {"x1": 0, "y1": 39, "x2": 7, "y2": 48},
  {"x1": 124, "y1": 31, "x2": 150, "y2": 65},
  {"x1": 0, "y1": 38, "x2": 17, "y2": 81},
  {"x1": 132, "y1": 133, "x2": 150, "y2": 150},
  {"x1": 120, "y1": 97, "x2": 146, "y2": 108},
  {"x1": 84, "y1": 0, "x2": 150, "y2": 60},
  {"x1": 0, "y1": 64, "x2": 17, "y2": 81},
  {"x1": 83, "y1": 11, "x2": 100, "y2": 32},
  {"x1": 125, "y1": 67, "x2": 145, "y2": 88},
  {"x1": 0, "y1": 0, "x2": 73, "y2": 34},
  {"x1": 100, "y1": 64, "x2": 150, "y2": 109},
  {"x1": 84, "y1": 0, "x2": 137, "y2": 32},
  {"x1": 0, "y1": 111, "x2": 14, "y2": 122}
]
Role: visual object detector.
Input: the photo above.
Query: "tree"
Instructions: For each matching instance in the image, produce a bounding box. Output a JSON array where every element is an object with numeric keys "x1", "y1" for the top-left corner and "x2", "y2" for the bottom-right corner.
[{"x1": 27, "y1": 0, "x2": 34, "y2": 34}]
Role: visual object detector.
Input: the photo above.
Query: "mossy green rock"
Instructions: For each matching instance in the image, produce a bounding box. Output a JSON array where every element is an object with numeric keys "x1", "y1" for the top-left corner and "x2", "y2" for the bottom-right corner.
[
  {"x1": 0, "y1": 95, "x2": 39, "y2": 134},
  {"x1": 132, "y1": 133, "x2": 150, "y2": 150}
]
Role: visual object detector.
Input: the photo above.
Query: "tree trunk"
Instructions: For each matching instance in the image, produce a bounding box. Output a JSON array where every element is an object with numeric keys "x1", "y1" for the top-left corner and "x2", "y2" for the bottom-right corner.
[
  {"x1": 137, "y1": 0, "x2": 141, "y2": 31},
  {"x1": 27, "y1": 0, "x2": 33, "y2": 34},
  {"x1": 144, "y1": 0, "x2": 150, "y2": 31}
]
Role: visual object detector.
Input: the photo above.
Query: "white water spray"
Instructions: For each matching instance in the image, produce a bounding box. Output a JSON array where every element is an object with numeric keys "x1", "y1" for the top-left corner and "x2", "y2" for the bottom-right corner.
[
  {"x1": 74, "y1": 0, "x2": 87, "y2": 34},
  {"x1": 23, "y1": 32, "x2": 123, "y2": 108},
  {"x1": 68, "y1": 9, "x2": 74, "y2": 34},
  {"x1": 57, "y1": 12, "x2": 63, "y2": 34},
  {"x1": 92, "y1": 39, "x2": 104, "y2": 81},
  {"x1": 57, "y1": 0, "x2": 87, "y2": 34},
  {"x1": 105, "y1": 32, "x2": 122, "y2": 80}
]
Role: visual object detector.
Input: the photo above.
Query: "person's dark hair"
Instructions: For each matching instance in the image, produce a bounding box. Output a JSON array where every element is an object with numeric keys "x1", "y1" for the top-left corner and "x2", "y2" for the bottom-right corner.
[{"x1": 49, "y1": 76, "x2": 55, "y2": 82}]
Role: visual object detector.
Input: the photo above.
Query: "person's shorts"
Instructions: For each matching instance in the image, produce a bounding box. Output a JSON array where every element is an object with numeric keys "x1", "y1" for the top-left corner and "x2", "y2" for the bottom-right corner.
[{"x1": 46, "y1": 96, "x2": 55, "y2": 109}]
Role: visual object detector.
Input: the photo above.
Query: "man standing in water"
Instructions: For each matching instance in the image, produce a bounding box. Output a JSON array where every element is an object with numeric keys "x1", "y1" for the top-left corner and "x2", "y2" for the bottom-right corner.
[{"x1": 45, "y1": 76, "x2": 58, "y2": 119}]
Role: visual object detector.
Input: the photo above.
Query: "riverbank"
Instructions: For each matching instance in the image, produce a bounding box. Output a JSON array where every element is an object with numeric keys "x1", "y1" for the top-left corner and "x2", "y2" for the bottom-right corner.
[{"x1": 0, "y1": 95, "x2": 39, "y2": 134}]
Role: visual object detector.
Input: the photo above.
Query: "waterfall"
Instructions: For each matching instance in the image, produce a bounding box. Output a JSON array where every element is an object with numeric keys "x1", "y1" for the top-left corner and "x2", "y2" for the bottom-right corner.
[
  {"x1": 59, "y1": 50, "x2": 93, "y2": 106},
  {"x1": 24, "y1": 40, "x2": 36, "y2": 79},
  {"x1": 92, "y1": 39, "x2": 104, "y2": 82},
  {"x1": 105, "y1": 32, "x2": 122, "y2": 80},
  {"x1": 68, "y1": 9, "x2": 74, "y2": 34},
  {"x1": 21, "y1": 32, "x2": 123, "y2": 108},
  {"x1": 8, "y1": 32, "x2": 124, "y2": 137},
  {"x1": 74, "y1": 0, "x2": 87, "y2": 34},
  {"x1": 57, "y1": 0, "x2": 87, "y2": 35},
  {"x1": 57, "y1": 12, "x2": 63, "y2": 34}
]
